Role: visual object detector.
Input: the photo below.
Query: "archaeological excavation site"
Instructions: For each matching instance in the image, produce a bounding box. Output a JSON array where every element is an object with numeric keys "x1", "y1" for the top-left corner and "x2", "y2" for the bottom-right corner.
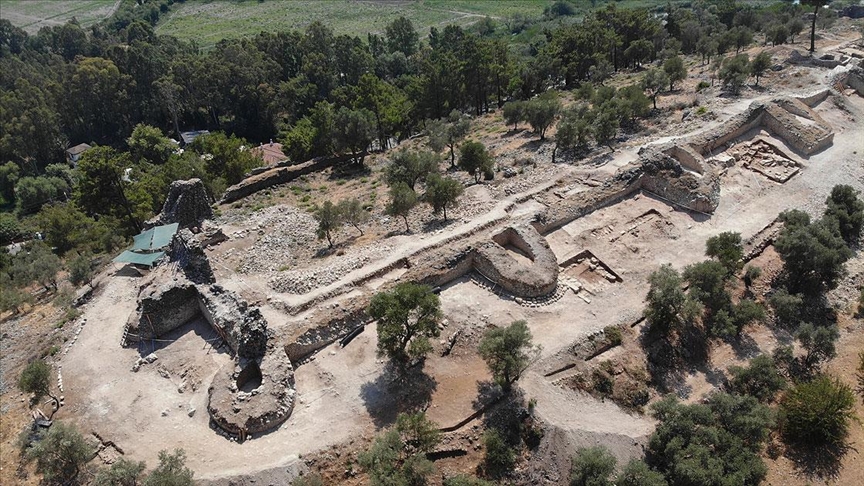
[{"x1": 3, "y1": 6, "x2": 864, "y2": 485}]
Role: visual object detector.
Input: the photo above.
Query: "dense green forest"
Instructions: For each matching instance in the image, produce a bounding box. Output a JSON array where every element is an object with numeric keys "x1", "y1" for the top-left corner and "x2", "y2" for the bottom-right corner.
[{"x1": 0, "y1": 0, "x2": 834, "y2": 309}]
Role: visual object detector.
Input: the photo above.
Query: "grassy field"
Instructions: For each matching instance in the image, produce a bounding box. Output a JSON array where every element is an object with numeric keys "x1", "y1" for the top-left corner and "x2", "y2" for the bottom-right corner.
[
  {"x1": 0, "y1": 0, "x2": 119, "y2": 33},
  {"x1": 154, "y1": 0, "x2": 552, "y2": 49}
]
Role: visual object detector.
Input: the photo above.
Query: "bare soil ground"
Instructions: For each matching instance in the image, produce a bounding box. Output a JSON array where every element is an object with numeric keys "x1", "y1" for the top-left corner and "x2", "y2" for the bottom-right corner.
[{"x1": 3, "y1": 22, "x2": 864, "y2": 486}]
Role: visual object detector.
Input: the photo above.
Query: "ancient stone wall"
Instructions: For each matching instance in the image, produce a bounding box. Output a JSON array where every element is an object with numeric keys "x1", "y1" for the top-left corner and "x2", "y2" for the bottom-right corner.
[
  {"x1": 474, "y1": 225, "x2": 559, "y2": 298},
  {"x1": 761, "y1": 101, "x2": 833, "y2": 155},
  {"x1": 130, "y1": 282, "x2": 199, "y2": 341},
  {"x1": 149, "y1": 178, "x2": 213, "y2": 229},
  {"x1": 220, "y1": 153, "x2": 354, "y2": 204}
]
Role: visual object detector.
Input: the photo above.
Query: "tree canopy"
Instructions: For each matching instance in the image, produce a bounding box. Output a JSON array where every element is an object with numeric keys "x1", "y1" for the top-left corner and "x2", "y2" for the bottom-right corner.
[{"x1": 369, "y1": 283, "x2": 442, "y2": 362}]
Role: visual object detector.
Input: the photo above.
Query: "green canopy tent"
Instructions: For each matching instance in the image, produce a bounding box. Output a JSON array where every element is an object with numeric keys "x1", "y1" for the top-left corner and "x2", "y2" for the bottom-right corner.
[
  {"x1": 113, "y1": 223, "x2": 179, "y2": 269},
  {"x1": 112, "y1": 250, "x2": 165, "y2": 267}
]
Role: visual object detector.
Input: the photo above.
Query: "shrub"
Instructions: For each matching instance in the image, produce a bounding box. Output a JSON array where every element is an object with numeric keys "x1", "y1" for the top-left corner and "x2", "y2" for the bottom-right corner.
[
  {"x1": 780, "y1": 375, "x2": 856, "y2": 446},
  {"x1": 616, "y1": 459, "x2": 667, "y2": 486},
  {"x1": 570, "y1": 446, "x2": 616, "y2": 486},
  {"x1": 482, "y1": 429, "x2": 515, "y2": 479},
  {"x1": 26, "y1": 421, "x2": 93, "y2": 484},
  {"x1": 604, "y1": 325, "x2": 622, "y2": 346},
  {"x1": 769, "y1": 289, "x2": 803, "y2": 327},
  {"x1": 18, "y1": 360, "x2": 52, "y2": 401},
  {"x1": 93, "y1": 457, "x2": 146, "y2": 486},
  {"x1": 727, "y1": 355, "x2": 786, "y2": 402}
]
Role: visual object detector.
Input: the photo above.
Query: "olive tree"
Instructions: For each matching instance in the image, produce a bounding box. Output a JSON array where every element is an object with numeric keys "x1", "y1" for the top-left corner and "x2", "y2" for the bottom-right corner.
[
  {"x1": 26, "y1": 421, "x2": 94, "y2": 484},
  {"x1": 386, "y1": 182, "x2": 418, "y2": 233},
  {"x1": 781, "y1": 375, "x2": 856, "y2": 446},
  {"x1": 423, "y1": 174, "x2": 463, "y2": 222},
  {"x1": 369, "y1": 283, "x2": 442, "y2": 362},
  {"x1": 358, "y1": 412, "x2": 440, "y2": 486},
  {"x1": 19, "y1": 360, "x2": 59, "y2": 416},
  {"x1": 570, "y1": 446, "x2": 616, "y2": 486},
  {"x1": 314, "y1": 200, "x2": 342, "y2": 248},
  {"x1": 478, "y1": 320, "x2": 539, "y2": 391},
  {"x1": 143, "y1": 449, "x2": 194, "y2": 486},
  {"x1": 338, "y1": 198, "x2": 369, "y2": 236}
]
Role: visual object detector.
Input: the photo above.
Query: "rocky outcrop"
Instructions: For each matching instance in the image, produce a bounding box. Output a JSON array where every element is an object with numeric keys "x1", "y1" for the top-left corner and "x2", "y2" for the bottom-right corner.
[{"x1": 150, "y1": 178, "x2": 213, "y2": 229}]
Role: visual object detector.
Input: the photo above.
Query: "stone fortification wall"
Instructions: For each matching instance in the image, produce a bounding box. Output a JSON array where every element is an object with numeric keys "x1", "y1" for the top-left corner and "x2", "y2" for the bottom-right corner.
[
  {"x1": 531, "y1": 167, "x2": 643, "y2": 235},
  {"x1": 761, "y1": 101, "x2": 833, "y2": 155},
  {"x1": 169, "y1": 229, "x2": 215, "y2": 284},
  {"x1": 474, "y1": 225, "x2": 559, "y2": 298},
  {"x1": 208, "y1": 350, "x2": 295, "y2": 436},
  {"x1": 220, "y1": 153, "x2": 354, "y2": 204},
  {"x1": 691, "y1": 103, "x2": 765, "y2": 156},
  {"x1": 130, "y1": 281, "x2": 200, "y2": 340},
  {"x1": 148, "y1": 178, "x2": 213, "y2": 229},
  {"x1": 197, "y1": 285, "x2": 269, "y2": 359}
]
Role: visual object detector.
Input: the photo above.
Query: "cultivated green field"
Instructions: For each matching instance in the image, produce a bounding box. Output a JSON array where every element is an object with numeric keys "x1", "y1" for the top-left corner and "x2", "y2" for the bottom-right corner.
[
  {"x1": 154, "y1": 0, "x2": 553, "y2": 49},
  {"x1": 0, "y1": 0, "x2": 119, "y2": 33}
]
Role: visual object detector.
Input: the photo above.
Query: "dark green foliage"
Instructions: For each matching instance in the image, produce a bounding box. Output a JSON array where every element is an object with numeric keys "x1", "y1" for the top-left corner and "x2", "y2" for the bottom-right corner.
[
  {"x1": 646, "y1": 393, "x2": 773, "y2": 486},
  {"x1": 684, "y1": 260, "x2": 729, "y2": 316},
  {"x1": 0, "y1": 161, "x2": 20, "y2": 203},
  {"x1": 727, "y1": 355, "x2": 786, "y2": 402},
  {"x1": 333, "y1": 107, "x2": 375, "y2": 165},
  {"x1": 18, "y1": 360, "x2": 51, "y2": 400},
  {"x1": 719, "y1": 54, "x2": 750, "y2": 95},
  {"x1": 615, "y1": 460, "x2": 667, "y2": 486},
  {"x1": 314, "y1": 200, "x2": 341, "y2": 248},
  {"x1": 643, "y1": 264, "x2": 687, "y2": 335},
  {"x1": 427, "y1": 111, "x2": 471, "y2": 168},
  {"x1": 750, "y1": 51, "x2": 772, "y2": 86},
  {"x1": 705, "y1": 232, "x2": 743, "y2": 275},
  {"x1": 525, "y1": 93, "x2": 561, "y2": 140},
  {"x1": 443, "y1": 475, "x2": 492, "y2": 486},
  {"x1": 502, "y1": 101, "x2": 526, "y2": 130},
  {"x1": 338, "y1": 198, "x2": 369, "y2": 236},
  {"x1": 0, "y1": 273, "x2": 32, "y2": 314},
  {"x1": 14, "y1": 175, "x2": 70, "y2": 215},
  {"x1": 9, "y1": 241, "x2": 61, "y2": 291},
  {"x1": 458, "y1": 141, "x2": 494, "y2": 183},
  {"x1": 143, "y1": 449, "x2": 194, "y2": 486},
  {"x1": 570, "y1": 446, "x2": 616, "y2": 486},
  {"x1": 743, "y1": 265, "x2": 761, "y2": 288},
  {"x1": 385, "y1": 16, "x2": 419, "y2": 57},
  {"x1": 386, "y1": 182, "x2": 418, "y2": 232},
  {"x1": 823, "y1": 184, "x2": 864, "y2": 245},
  {"x1": 423, "y1": 173, "x2": 463, "y2": 221},
  {"x1": 93, "y1": 457, "x2": 146, "y2": 486},
  {"x1": 781, "y1": 375, "x2": 856, "y2": 446},
  {"x1": 478, "y1": 320, "x2": 538, "y2": 391},
  {"x1": 604, "y1": 325, "x2": 622, "y2": 346},
  {"x1": 662, "y1": 56, "x2": 687, "y2": 91},
  {"x1": 127, "y1": 124, "x2": 174, "y2": 164},
  {"x1": 189, "y1": 132, "x2": 260, "y2": 186},
  {"x1": 0, "y1": 212, "x2": 23, "y2": 245},
  {"x1": 68, "y1": 251, "x2": 94, "y2": 287},
  {"x1": 358, "y1": 412, "x2": 440, "y2": 486},
  {"x1": 775, "y1": 215, "x2": 852, "y2": 295},
  {"x1": 25, "y1": 422, "x2": 92, "y2": 483},
  {"x1": 386, "y1": 149, "x2": 439, "y2": 190},
  {"x1": 482, "y1": 429, "x2": 515, "y2": 479},
  {"x1": 796, "y1": 322, "x2": 839, "y2": 369},
  {"x1": 592, "y1": 108, "x2": 619, "y2": 149},
  {"x1": 769, "y1": 289, "x2": 804, "y2": 327},
  {"x1": 369, "y1": 283, "x2": 442, "y2": 362}
]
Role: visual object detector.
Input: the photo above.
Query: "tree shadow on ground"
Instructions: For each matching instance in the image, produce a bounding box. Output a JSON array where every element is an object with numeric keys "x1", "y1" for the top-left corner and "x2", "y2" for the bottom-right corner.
[
  {"x1": 641, "y1": 323, "x2": 711, "y2": 398},
  {"x1": 422, "y1": 217, "x2": 458, "y2": 233},
  {"x1": 136, "y1": 317, "x2": 228, "y2": 358},
  {"x1": 784, "y1": 441, "x2": 855, "y2": 481},
  {"x1": 360, "y1": 360, "x2": 438, "y2": 430},
  {"x1": 327, "y1": 162, "x2": 371, "y2": 181},
  {"x1": 475, "y1": 384, "x2": 527, "y2": 446},
  {"x1": 727, "y1": 332, "x2": 761, "y2": 360}
]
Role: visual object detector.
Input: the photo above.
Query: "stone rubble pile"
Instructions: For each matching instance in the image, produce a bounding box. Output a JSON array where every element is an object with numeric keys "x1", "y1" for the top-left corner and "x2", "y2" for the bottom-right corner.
[
  {"x1": 269, "y1": 244, "x2": 393, "y2": 294},
  {"x1": 234, "y1": 205, "x2": 318, "y2": 274}
]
